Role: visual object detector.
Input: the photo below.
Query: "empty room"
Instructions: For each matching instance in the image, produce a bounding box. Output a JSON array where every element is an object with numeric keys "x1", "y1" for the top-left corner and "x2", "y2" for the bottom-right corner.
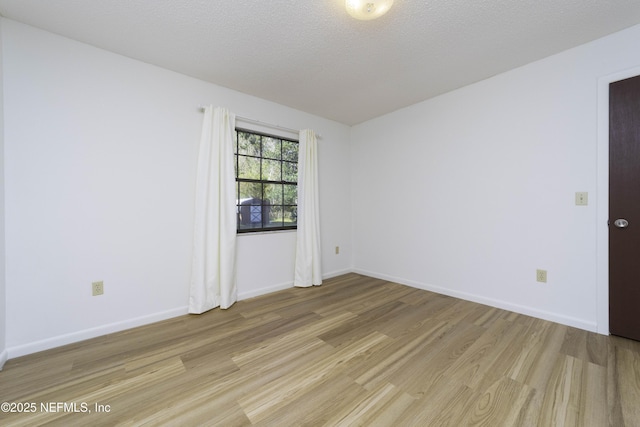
[{"x1": 1, "y1": 1, "x2": 640, "y2": 425}]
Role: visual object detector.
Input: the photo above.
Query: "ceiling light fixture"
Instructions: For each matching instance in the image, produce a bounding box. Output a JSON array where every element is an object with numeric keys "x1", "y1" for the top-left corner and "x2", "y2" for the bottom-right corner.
[{"x1": 345, "y1": 0, "x2": 394, "y2": 20}]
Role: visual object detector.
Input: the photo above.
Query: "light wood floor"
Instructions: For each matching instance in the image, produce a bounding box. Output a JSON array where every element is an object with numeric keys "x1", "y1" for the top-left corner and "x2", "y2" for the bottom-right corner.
[{"x1": 1, "y1": 273, "x2": 639, "y2": 426}]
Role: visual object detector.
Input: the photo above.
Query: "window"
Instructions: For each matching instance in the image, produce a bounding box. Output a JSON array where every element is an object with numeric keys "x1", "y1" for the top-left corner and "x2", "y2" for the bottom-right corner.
[{"x1": 235, "y1": 129, "x2": 298, "y2": 233}]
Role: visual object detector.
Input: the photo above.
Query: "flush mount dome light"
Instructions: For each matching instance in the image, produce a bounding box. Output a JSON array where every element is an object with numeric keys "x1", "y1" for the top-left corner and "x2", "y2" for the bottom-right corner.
[{"x1": 346, "y1": 0, "x2": 394, "y2": 20}]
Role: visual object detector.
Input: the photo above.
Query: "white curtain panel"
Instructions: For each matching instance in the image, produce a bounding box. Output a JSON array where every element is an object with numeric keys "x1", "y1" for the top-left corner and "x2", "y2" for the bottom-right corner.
[
  {"x1": 189, "y1": 106, "x2": 238, "y2": 313},
  {"x1": 294, "y1": 129, "x2": 323, "y2": 287}
]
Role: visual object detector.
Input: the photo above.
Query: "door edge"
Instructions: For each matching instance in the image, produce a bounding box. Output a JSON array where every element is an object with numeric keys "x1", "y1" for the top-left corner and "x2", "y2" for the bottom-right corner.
[{"x1": 596, "y1": 65, "x2": 640, "y2": 335}]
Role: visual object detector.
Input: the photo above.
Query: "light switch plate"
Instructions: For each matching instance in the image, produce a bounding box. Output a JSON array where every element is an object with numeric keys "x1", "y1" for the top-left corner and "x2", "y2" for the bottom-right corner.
[{"x1": 575, "y1": 192, "x2": 588, "y2": 206}]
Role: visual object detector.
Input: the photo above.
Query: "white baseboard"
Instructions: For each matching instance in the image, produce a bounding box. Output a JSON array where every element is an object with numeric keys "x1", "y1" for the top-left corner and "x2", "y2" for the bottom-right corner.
[
  {"x1": 322, "y1": 268, "x2": 353, "y2": 280},
  {"x1": 237, "y1": 268, "x2": 354, "y2": 300},
  {"x1": 0, "y1": 349, "x2": 8, "y2": 370},
  {"x1": 354, "y1": 268, "x2": 598, "y2": 333},
  {"x1": 238, "y1": 281, "x2": 294, "y2": 300},
  {"x1": 7, "y1": 306, "x2": 189, "y2": 359}
]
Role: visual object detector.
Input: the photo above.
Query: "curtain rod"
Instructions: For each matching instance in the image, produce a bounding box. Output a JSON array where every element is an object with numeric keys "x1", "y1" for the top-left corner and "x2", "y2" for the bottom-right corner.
[{"x1": 199, "y1": 106, "x2": 321, "y2": 138}]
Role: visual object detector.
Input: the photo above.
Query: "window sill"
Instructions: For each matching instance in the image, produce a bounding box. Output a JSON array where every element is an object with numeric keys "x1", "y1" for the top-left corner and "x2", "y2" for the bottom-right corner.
[{"x1": 237, "y1": 229, "x2": 297, "y2": 237}]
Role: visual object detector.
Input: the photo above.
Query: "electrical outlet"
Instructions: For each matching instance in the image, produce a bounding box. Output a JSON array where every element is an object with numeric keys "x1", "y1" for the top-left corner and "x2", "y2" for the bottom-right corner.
[
  {"x1": 92, "y1": 281, "x2": 104, "y2": 296},
  {"x1": 335, "y1": 246, "x2": 340, "y2": 255},
  {"x1": 536, "y1": 269, "x2": 547, "y2": 283}
]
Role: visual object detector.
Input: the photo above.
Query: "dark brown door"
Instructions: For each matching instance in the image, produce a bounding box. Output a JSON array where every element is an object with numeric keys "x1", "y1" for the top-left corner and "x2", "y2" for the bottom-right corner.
[{"x1": 609, "y1": 75, "x2": 640, "y2": 341}]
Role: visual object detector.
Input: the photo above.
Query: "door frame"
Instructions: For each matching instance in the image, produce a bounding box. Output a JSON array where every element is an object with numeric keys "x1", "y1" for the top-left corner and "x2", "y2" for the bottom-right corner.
[{"x1": 596, "y1": 65, "x2": 640, "y2": 335}]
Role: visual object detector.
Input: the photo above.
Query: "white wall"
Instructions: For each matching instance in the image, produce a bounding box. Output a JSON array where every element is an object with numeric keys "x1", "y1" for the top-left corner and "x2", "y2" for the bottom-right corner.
[
  {"x1": 0, "y1": 18, "x2": 7, "y2": 369},
  {"x1": 3, "y1": 19, "x2": 352, "y2": 357},
  {"x1": 351, "y1": 23, "x2": 640, "y2": 332},
  {"x1": 6, "y1": 17, "x2": 639, "y2": 360}
]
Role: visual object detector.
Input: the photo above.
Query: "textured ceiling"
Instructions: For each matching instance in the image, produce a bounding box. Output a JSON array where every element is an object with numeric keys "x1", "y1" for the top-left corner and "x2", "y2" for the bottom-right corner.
[{"x1": 1, "y1": 1, "x2": 640, "y2": 125}]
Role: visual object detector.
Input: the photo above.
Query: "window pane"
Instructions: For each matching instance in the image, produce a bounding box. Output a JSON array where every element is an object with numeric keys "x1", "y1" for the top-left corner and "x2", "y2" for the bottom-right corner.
[
  {"x1": 283, "y1": 161, "x2": 297, "y2": 182},
  {"x1": 238, "y1": 155, "x2": 261, "y2": 180},
  {"x1": 238, "y1": 202, "x2": 262, "y2": 228},
  {"x1": 238, "y1": 218, "x2": 258, "y2": 230},
  {"x1": 264, "y1": 205, "x2": 283, "y2": 228},
  {"x1": 264, "y1": 183, "x2": 282, "y2": 205},
  {"x1": 237, "y1": 131, "x2": 261, "y2": 156},
  {"x1": 262, "y1": 159, "x2": 281, "y2": 182},
  {"x1": 262, "y1": 137, "x2": 281, "y2": 160},
  {"x1": 284, "y1": 206, "x2": 297, "y2": 227},
  {"x1": 282, "y1": 140, "x2": 298, "y2": 162},
  {"x1": 238, "y1": 181, "x2": 262, "y2": 201},
  {"x1": 283, "y1": 184, "x2": 297, "y2": 205}
]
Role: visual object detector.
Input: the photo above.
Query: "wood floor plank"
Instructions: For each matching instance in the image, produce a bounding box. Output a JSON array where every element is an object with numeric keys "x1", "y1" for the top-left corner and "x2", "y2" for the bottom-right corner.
[
  {"x1": 348, "y1": 318, "x2": 452, "y2": 391},
  {"x1": 251, "y1": 372, "x2": 366, "y2": 427},
  {"x1": 394, "y1": 374, "x2": 478, "y2": 426},
  {"x1": 538, "y1": 354, "x2": 608, "y2": 427},
  {"x1": 1, "y1": 273, "x2": 639, "y2": 426},
  {"x1": 317, "y1": 300, "x2": 406, "y2": 347},
  {"x1": 322, "y1": 381, "x2": 416, "y2": 426},
  {"x1": 237, "y1": 331, "x2": 391, "y2": 423},
  {"x1": 613, "y1": 346, "x2": 640, "y2": 427},
  {"x1": 506, "y1": 319, "x2": 568, "y2": 398},
  {"x1": 458, "y1": 376, "x2": 535, "y2": 426},
  {"x1": 441, "y1": 318, "x2": 527, "y2": 388},
  {"x1": 560, "y1": 326, "x2": 609, "y2": 366},
  {"x1": 388, "y1": 320, "x2": 487, "y2": 397}
]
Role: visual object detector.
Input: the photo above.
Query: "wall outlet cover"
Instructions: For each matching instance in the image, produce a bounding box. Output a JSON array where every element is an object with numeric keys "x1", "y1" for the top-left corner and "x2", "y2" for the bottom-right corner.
[
  {"x1": 536, "y1": 269, "x2": 547, "y2": 283},
  {"x1": 92, "y1": 281, "x2": 104, "y2": 296}
]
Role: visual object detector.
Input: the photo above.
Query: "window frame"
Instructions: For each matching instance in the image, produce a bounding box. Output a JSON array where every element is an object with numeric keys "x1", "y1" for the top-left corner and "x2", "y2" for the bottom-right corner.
[{"x1": 234, "y1": 128, "x2": 299, "y2": 234}]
